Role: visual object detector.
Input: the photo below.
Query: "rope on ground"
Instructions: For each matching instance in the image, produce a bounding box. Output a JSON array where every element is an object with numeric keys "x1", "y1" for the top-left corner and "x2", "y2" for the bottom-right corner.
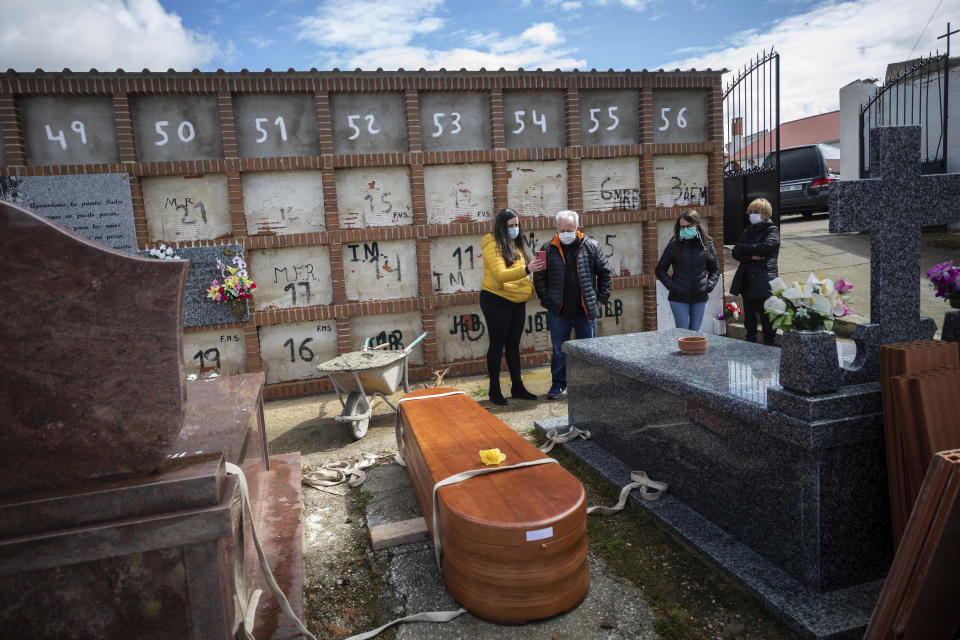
[
  {"x1": 301, "y1": 452, "x2": 387, "y2": 490},
  {"x1": 587, "y1": 470, "x2": 668, "y2": 515},
  {"x1": 343, "y1": 608, "x2": 467, "y2": 640},
  {"x1": 538, "y1": 425, "x2": 591, "y2": 453}
]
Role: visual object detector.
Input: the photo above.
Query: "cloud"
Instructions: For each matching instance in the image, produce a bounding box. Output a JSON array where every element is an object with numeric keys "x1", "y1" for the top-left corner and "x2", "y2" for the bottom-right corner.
[
  {"x1": 0, "y1": 0, "x2": 220, "y2": 71},
  {"x1": 297, "y1": 1, "x2": 585, "y2": 70},
  {"x1": 660, "y1": 0, "x2": 960, "y2": 121},
  {"x1": 297, "y1": 0, "x2": 445, "y2": 49},
  {"x1": 648, "y1": 11, "x2": 666, "y2": 21},
  {"x1": 249, "y1": 36, "x2": 274, "y2": 49}
]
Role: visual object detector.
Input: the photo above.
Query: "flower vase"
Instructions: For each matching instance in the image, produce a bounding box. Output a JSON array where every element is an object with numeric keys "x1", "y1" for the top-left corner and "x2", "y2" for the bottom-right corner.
[
  {"x1": 778, "y1": 330, "x2": 841, "y2": 395},
  {"x1": 714, "y1": 317, "x2": 727, "y2": 336},
  {"x1": 230, "y1": 298, "x2": 247, "y2": 321},
  {"x1": 943, "y1": 310, "x2": 960, "y2": 344}
]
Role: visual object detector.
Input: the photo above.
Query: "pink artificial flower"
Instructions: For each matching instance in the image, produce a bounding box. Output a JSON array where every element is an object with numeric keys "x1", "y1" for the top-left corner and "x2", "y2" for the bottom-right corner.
[{"x1": 836, "y1": 279, "x2": 853, "y2": 294}]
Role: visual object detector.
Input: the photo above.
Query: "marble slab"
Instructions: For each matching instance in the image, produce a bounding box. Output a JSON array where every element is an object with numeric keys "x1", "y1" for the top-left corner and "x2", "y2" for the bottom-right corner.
[
  {"x1": 139, "y1": 244, "x2": 247, "y2": 327},
  {"x1": 0, "y1": 200, "x2": 186, "y2": 498},
  {"x1": 0, "y1": 174, "x2": 137, "y2": 253}
]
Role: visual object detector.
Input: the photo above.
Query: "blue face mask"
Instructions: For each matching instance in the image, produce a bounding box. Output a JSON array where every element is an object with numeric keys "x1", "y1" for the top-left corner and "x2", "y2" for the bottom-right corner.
[
  {"x1": 507, "y1": 226, "x2": 520, "y2": 240},
  {"x1": 679, "y1": 226, "x2": 698, "y2": 240}
]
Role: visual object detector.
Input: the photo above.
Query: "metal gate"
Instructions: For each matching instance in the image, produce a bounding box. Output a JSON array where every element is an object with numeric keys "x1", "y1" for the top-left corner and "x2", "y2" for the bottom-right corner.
[
  {"x1": 860, "y1": 52, "x2": 948, "y2": 178},
  {"x1": 722, "y1": 50, "x2": 780, "y2": 244}
]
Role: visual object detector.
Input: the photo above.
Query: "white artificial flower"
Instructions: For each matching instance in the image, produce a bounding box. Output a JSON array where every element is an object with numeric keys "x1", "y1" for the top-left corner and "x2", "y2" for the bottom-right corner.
[
  {"x1": 186, "y1": 373, "x2": 198, "y2": 381},
  {"x1": 810, "y1": 293, "x2": 833, "y2": 316},
  {"x1": 159, "y1": 244, "x2": 167, "y2": 251},
  {"x1": 781, "y1": 285, "x2": 806, "y2": 303},
  {"x1": 832, "y1": 297, "x2": 846, "y2": 317},
  {"x1": 764, "y1": 296, "x2": 787, "y2": 315},
  {"x1": 820, "y1": 278, "x2": 835, "y2": 297},
  {"x1": 805, "y1": 273, "x2": 820, "y2": 291},
  {"x1": 769, "y1": 277, "x2": 788, "y2": 293},
  {"x1": 165, "y1": 247, "x2": 174, "y2": 256}
]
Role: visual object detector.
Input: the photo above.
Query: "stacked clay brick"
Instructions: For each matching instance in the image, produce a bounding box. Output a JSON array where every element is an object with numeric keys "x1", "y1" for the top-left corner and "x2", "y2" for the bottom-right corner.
[
  {"x1": 865, "y1": 341, "x2": 960, "y2": 638},
  {"x1": 865, "y1": 449, "x2": 960, "y2": 639},
  {"x1": 878, "y1": 340, "x2": 960, "y2": 543}
]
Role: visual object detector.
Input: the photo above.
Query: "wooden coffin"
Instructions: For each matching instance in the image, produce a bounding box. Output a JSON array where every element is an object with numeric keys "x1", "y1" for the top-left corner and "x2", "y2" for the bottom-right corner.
[{"x1": 397, "y1": 388, "x2": 589, "y2": 624}]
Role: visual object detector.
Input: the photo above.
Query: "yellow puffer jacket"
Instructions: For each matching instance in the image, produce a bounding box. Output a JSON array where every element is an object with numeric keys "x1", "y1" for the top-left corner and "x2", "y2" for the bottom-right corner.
[{"x1": 480, "y1": 233, "x2": 534, "y2": 303}]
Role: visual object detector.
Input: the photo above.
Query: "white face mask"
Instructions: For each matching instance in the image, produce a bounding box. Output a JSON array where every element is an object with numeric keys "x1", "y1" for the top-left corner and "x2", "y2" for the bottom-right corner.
[
  {"x1": 558, "y1": 231, "x2": 577, "y2": 245},
  {"x1": 748, "y1": 213, "x2": 763, "y2": 225},
  {"x1": 507, "y1": 226, "x2": 520, "y2": 239}
]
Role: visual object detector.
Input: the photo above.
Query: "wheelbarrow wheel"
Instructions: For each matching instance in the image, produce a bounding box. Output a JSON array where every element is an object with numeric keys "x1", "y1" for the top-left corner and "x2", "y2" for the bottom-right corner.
[{"x1": 343, "y1": 392, "x2": 370, "y2": 441}]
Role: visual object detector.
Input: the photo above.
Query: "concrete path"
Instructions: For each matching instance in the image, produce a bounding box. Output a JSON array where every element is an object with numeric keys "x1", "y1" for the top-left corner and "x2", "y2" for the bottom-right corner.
[{"x1": 724, "y1": 212, "x2": 958, "y2": 336}]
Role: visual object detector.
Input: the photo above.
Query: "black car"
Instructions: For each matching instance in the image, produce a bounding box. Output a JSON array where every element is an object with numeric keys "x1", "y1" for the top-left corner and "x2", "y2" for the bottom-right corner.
[{"x1": 763, "y1": 144, "x2": 834, "y2": 218}]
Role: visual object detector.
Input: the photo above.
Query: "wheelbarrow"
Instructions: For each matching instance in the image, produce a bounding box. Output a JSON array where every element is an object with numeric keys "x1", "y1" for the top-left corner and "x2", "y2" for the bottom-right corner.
[{"x1": 316, "y1": 332, "x2": 427, "y2": 440}]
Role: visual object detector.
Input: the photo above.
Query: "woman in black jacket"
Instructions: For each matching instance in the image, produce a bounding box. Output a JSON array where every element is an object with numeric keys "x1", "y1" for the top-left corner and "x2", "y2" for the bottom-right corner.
[
  {"x1": 729, "y1": 198, "x2": 780, "y2": 345},
  {"x1": 655, "y1": 209, "x2": 720, "y2": 332}
]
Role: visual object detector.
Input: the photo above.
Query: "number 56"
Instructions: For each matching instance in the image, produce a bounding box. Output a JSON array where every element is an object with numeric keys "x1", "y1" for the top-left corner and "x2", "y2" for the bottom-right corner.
[{"x1": 658, "y1": 107, "x2": 688, "y2": 131}]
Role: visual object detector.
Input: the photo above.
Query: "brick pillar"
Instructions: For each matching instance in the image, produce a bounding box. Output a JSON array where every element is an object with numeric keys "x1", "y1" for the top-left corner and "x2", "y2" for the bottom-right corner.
[
  {"x1": 0, "y1": 94, "x2": 27, "y2": 166},
  {"x1": 112, "y1": 92, "x2": 137, "y2": 164}
]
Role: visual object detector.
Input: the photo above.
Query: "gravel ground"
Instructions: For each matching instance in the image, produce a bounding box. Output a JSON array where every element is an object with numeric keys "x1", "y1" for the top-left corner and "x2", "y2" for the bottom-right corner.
[{"x1": 265, "y1": 368, "x2": 797, "y2": 640}]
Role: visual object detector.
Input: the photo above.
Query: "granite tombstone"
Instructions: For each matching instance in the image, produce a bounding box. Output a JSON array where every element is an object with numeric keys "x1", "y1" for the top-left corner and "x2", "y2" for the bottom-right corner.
[{"x1": 0, "y1": 199, "x2": 303, "y2": 639}]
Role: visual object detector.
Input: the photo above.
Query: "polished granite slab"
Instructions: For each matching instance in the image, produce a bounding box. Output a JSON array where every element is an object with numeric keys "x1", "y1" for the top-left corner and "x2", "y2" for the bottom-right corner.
[
  {"x1": 563, "y1": 329, "x2": 892, "y2": 593},
  {"x1": 536, "y1": 417, "x2": 879, "y2": 640}
]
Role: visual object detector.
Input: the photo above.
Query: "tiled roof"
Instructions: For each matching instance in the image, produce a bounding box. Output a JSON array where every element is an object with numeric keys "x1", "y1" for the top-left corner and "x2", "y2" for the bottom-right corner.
[{"x1": 736, "y1": 110, "x2": 840, "y2": 159}]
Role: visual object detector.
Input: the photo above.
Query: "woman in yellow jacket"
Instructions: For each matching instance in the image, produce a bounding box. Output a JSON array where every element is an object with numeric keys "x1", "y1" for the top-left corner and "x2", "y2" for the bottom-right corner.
[{"x1": 480, "y1": 208, "x2": 545, "y2": 404}]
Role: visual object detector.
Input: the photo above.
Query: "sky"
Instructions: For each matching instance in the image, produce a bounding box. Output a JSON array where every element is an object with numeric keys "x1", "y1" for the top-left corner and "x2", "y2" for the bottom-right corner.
[{"x1": 1, "y1": 0, "x2": 958, "y2": 122}]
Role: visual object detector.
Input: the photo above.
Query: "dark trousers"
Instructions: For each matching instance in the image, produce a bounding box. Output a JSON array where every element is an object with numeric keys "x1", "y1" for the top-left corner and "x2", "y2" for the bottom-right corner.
[
  {"x1": 743, "y1": 296, "x2": 776, "y2": 345},
  {"x1": 479, "y1": 290, "x2": 526, "y2": 384},
  {"x1": 548, "y1": 311, "x2": 596, "y2": 387}
]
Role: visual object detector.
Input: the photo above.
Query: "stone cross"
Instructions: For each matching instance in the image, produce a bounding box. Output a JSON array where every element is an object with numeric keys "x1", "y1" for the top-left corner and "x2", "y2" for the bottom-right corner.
[{"x1": 829, "y1": 125, "x2": 960, "y2": 382}]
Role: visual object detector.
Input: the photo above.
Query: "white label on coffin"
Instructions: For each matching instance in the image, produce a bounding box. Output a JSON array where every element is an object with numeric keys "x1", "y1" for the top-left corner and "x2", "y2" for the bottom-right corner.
[
  {"x1": 525, "y1": 527, "x2": 554, "y2": 542},
  {"x1": 781, "y1": 184, "x2": 803, "y2": 192}
]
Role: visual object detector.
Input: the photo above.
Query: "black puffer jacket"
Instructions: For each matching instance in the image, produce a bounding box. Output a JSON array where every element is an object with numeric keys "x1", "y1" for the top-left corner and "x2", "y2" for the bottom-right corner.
[
  {"x1": 655, "y1": 236, "x2": 720, "y2": 303},
  {"x1": 533, "y1": 232, "x2": 612, "y2": 320},
  {"x1": 730, "y1": 221, "x2": 780, "y2": 301}
]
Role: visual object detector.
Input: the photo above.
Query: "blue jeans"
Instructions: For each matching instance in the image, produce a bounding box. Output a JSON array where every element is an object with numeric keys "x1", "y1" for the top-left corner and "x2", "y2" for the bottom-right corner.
[
  {"x1": 549, "y1": 311, "x2": 596, "y2": 388},
  {"x1": 669, "y1": 300, "x2": 707, "y2": 332}
]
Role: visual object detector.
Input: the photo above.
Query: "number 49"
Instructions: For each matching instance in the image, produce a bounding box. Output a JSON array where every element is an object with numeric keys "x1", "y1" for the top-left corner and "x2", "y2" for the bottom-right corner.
[{"x1": 45, "y1": 121, "x2": 87, "y2": 150}]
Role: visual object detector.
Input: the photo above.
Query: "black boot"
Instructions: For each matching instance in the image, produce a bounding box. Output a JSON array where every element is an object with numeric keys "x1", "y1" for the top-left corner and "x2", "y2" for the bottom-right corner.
[
  {"x1": 511, "y1": 379, "x2": 537, "y2": 400},
  {"x1": 488, "y1": 381, "x2": 508, "y2": 405}
]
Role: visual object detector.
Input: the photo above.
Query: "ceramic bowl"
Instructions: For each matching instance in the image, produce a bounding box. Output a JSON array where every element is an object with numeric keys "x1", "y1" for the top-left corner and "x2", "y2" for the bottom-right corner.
[{"x1": 678, "y1": 336, "x2": 707, "y2": 355}]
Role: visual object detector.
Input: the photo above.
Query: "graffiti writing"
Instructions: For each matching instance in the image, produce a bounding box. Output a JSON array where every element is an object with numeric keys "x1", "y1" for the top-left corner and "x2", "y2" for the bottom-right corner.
[{"x1": 449, "y1": 313, "x2": 486, "y2": 342}]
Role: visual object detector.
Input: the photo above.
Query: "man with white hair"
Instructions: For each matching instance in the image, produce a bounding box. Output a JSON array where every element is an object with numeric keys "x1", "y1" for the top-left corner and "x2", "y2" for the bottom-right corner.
[{"x1": 533, "y1": 210, "x2": 612, "y2": 399}]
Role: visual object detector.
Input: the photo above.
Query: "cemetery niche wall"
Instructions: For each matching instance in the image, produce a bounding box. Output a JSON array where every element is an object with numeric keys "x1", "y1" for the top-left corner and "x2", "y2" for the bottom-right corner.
[{"x1": 0, "y1": 68, "x2": 724, "y2": 398}]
